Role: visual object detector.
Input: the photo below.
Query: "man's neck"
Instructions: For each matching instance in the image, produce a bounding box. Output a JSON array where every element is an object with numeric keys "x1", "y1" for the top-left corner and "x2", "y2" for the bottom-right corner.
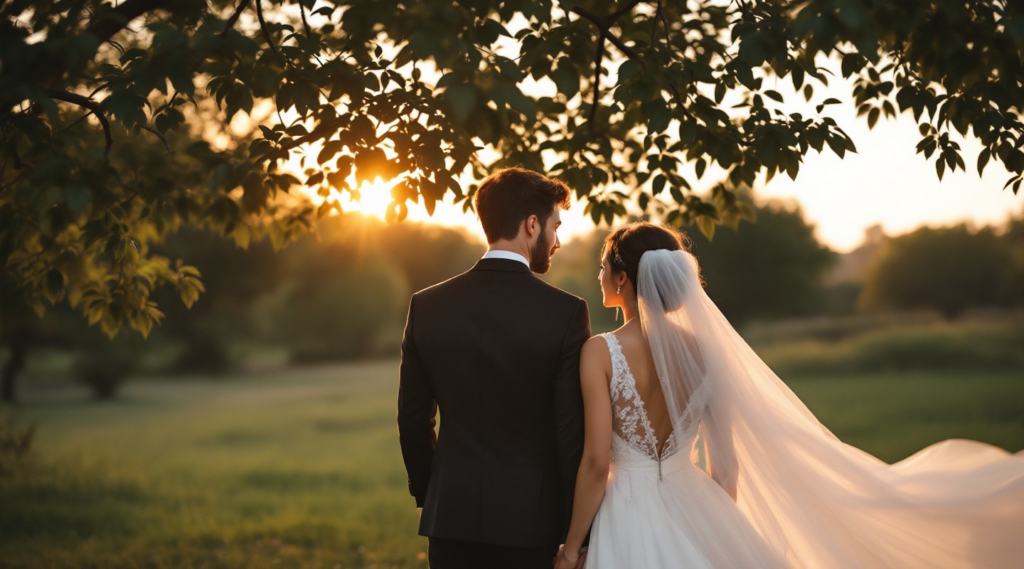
[{"x1": 487, "y1": 240, "x2": 531, "y2": 261}]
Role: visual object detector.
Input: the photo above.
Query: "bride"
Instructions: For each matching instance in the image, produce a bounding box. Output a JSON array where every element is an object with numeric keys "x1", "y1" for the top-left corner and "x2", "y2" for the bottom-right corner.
[{"x1": 555, "y1": 222, "x2": 1024, "y2": 569}]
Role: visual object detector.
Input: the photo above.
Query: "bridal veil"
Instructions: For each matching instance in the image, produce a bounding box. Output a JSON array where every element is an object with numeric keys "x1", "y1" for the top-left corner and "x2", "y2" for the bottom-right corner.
[{"x1": 636, "y1": 248, "x2": 1024, "y2": 568}]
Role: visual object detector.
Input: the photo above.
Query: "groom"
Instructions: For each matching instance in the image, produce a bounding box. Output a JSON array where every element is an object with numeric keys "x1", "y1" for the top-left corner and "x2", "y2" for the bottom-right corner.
[{"x1": 398, "y1": 168, "x2": 591, "y2": 568}]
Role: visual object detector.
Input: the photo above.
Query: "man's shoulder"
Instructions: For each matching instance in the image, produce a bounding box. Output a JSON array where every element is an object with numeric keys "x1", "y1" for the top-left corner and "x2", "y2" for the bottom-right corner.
[
  {"x1": 411, "y1": 269, "x2": 474, "y2": 302},
  {"x1": 529, "y1": 276, "x2": 586, "y2": 307},
  {"x1": 411, "y1": 269, "x2": 585, "y2": 308}
]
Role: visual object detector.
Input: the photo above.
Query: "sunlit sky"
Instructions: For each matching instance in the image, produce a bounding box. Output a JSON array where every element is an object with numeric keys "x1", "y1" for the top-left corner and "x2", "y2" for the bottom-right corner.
[{"x1": 284, "y1": 13, "x2": 1022, "y2": 254}]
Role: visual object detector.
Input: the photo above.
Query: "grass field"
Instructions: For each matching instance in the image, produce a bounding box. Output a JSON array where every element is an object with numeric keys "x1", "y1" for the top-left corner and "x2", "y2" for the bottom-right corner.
[{"x1": 1, "y1": 361, "x2": 1022, "y2": 568}]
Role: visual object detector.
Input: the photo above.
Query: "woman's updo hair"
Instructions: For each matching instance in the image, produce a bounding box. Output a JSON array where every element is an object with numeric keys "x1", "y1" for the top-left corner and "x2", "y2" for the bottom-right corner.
[{"x1": 602, "y1": 223, "x2": 698, "y2": 309}]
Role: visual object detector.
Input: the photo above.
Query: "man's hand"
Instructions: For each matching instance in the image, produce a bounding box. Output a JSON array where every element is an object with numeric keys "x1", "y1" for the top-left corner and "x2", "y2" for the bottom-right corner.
[{"x1": 553, "y1": 544, "x2": 587, "y2": 569}]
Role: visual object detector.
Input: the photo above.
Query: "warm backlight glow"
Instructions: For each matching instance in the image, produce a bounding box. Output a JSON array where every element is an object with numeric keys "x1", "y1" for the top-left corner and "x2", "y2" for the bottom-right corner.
[{"x1": 343, "y1": 178, "x2": 396, "y2": 219}]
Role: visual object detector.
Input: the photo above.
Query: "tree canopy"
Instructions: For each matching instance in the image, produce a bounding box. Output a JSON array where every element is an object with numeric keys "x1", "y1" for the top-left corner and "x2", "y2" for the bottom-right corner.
[{"x1": 2, "y1": 0, "x2": 1022, "y2": 337}]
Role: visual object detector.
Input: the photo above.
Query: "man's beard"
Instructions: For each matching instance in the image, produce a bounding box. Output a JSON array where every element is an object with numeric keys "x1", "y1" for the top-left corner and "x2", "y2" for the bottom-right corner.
[{"x1": 529, "y1": 230, "x2": 554, "y2": 273}]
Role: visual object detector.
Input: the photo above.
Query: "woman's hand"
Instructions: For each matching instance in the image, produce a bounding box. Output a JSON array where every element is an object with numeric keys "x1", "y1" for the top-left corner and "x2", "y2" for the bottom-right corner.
[{"x1": 553, "y1": 544, "x2": 587, "y2": 569}]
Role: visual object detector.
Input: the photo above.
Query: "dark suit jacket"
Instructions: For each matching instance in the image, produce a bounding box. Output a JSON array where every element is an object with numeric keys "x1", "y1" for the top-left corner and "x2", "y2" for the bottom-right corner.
[{"x1": 398, "y1": 257, "x2": 591, "y2": 548}]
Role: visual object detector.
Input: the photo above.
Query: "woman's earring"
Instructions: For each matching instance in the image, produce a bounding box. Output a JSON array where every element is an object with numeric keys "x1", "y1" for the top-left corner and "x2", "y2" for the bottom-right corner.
[{"x1": 616, "y1": 285, "x2": 621, "y2": 295}]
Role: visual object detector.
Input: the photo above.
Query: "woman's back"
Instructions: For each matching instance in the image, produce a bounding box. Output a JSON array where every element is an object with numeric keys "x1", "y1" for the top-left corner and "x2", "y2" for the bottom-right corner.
[{"x1": 605, "y1": 324, "x2": 674, "y2": 458}]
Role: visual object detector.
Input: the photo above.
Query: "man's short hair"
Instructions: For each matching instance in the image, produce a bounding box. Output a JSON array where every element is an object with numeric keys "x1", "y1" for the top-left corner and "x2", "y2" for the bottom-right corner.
[{"x1": 474, "y1": 168, "x2": 571, "y2": 243}]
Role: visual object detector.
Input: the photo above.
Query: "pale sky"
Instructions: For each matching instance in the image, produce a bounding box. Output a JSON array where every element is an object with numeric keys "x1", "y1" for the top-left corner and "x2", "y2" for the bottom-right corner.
[{"x1": 755, "y1": 76, "x2": 1023, "y2": 252}]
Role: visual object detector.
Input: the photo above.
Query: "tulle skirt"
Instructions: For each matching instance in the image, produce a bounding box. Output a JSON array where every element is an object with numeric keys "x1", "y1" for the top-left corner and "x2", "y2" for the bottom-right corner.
[
  {"x1": 586, "y1": 436, "x2": 1024, "y2": 569},
  {"x1": 586, "y1": 438, "x2": 785, "y2": 569}
]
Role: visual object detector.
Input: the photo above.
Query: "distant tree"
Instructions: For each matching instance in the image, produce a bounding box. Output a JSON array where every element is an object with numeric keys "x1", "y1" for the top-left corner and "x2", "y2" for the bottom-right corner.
[
  {"x1": 248, "y1": 214, "x2": 481, "y2": 362},
  {"x1": 73, "y1": 332, "x2": 144, "y2": 399},
  {"x1": 689, "y1": 201, "x2": 837, "y2": 325},
  {"x1": 860, "y1": 224, "x2": 1016, "y2": 319},
  {"x1": 150, "y1": 228, "x2": 285, "y2": 373},
  {"x1": 376, "y1": 222, "x2": 485, "y2": 293},
  {"x1": 547, "y1": 202, "x2": 835, "y2": 329},
  {"x1": 3, "y1": 0, "x2": 1022, "y2": 338},
  {"x1": 1001, "y1": 212, "x2": 1024, "y2": 306},
  {"x1": 257, "y1": 228, "x2": 410, "y2": 362}
]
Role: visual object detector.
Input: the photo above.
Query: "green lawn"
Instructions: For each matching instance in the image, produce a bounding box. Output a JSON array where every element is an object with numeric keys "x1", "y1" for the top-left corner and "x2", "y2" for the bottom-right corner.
[{"x1": 1, "y1": 362, "x2": 1021, "y2": 568}]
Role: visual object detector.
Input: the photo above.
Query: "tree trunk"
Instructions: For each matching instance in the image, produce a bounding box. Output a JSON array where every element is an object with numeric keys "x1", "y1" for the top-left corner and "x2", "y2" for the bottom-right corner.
[{"x1": 1, "y1": 339, "x2": 27, "y2": 403}]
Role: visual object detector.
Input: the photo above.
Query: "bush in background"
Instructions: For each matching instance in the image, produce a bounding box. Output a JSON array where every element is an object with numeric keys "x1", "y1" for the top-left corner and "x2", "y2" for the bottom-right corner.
[
  {"x1": 757, "y1": 314, "x2": 1024, "y2": 378},
  {"x1": 860, "y1": 224, "x2": 1017, "y2": 320},
  {"x1": 0, "y1": 411, "x2": 34, "y2": 476}
]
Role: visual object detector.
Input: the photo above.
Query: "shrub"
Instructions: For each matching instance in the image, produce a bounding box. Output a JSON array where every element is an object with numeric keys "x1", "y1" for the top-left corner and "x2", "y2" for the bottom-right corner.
[
  {"x1": 0, "y1": 411, "x2": 34, "y2": 476},
  {"x1": 758, "y1": 316, "x2": 1024, "y2": 378},
  {"x1": 73, "y1": 341, "x2": 141, "y2": 399}
]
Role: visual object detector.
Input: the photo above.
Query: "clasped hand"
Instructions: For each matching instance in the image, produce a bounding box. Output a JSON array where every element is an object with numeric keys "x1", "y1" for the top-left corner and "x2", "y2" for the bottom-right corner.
[{"x1": 553, "y1": 544, "x2": 587, "y2": 569}]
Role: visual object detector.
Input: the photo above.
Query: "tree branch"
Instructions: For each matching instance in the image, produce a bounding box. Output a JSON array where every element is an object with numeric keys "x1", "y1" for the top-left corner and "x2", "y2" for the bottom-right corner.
[
  {"x1": 608, "y1": 0, "x2": 644, "y2": 23},
  {"x1": 277, "y1": 118, "x2": 343, "y2": 152},
  {"x1": 667, "y1": 83, "x2": 694, "y2": 120},
  {"x1": 604, "y1": 32, "x2": 647, "y2": 70},
  {"x1": 84, "y1": 0, "x2": 171, "y2": 46},
  {"x1": 138, "y1": 125, "x2": 173, "y2": 154},
  {"x1": 255, "y1": 0, "x2": 279, "y2": 54},
  {"x1": 570, "y1": 6, "x2": 606, "y2": 28},
  {"x1": 570, "y1": 4, "x2": 647, "y2": 71},
  {"x1": 658, "y1": 0, "x2": 672, "y2": 45},
  {"x1": 221, "y1": 0, "x2": 252, "y2": 37},
  {"x1": 589, "y1": 32, "x2": 606, "y2": 131},
  {"x1": 44, "y1": 89, "x2": 113, "y2": 155}
]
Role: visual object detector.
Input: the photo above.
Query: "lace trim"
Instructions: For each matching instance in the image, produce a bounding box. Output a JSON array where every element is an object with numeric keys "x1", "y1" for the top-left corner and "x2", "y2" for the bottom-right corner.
[{"x1": 604, "y1": 333, "x2": 677, "y2": 462}]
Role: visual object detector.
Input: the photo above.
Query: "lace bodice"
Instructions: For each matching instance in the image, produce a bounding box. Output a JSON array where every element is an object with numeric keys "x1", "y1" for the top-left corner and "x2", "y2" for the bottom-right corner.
[{"x1": 604, "y1": 333, "x2": 679, "y2": 465}]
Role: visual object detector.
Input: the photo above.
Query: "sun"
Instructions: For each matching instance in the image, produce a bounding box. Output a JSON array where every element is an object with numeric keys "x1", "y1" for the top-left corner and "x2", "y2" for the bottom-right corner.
[{"x1": 342, "y1": 177, "x2": 396, "y2": 220}]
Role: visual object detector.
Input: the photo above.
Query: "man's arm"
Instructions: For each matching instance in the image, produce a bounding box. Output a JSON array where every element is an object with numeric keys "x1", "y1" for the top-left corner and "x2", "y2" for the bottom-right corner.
[
  {"x1": 397, "y1": 294, "x2": 437, "y2": 507},
  {"x1": 553, "y1": 298, "x2": 591, "y2": 539}
]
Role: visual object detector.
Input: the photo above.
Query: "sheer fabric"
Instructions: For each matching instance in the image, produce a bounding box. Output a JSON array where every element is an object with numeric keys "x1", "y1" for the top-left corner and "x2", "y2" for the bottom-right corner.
[
  {"x1": 588, "y1": 332, "x2": 784, "y2": 568},
  {"x1": 631, "y1": 248, "x2": 1024, "y2": 568}
]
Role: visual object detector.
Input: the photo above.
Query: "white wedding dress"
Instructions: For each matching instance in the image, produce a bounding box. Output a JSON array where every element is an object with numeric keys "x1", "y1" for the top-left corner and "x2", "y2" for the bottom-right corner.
[
  {"x1": 586, "y1": 332, "x2": 785, "y2": 568},
  {"x1": 584, "y1": 250, "x2": 1024, "y2": 569}
]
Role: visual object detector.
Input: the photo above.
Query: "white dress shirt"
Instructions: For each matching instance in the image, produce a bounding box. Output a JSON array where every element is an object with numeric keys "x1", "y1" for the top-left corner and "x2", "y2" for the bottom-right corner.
[{"x1": 482, "y1": 249, "x2": 530, "y2": 268}]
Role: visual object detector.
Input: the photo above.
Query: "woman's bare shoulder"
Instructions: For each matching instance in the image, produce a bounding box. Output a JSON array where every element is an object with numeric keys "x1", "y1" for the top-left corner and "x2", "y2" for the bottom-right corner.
[{"x1": 582, "y1": 334, "x2": 610, "y2": 360}]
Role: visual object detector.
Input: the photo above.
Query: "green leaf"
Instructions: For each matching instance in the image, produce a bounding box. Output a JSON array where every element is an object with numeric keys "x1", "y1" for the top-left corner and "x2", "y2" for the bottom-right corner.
[
  {"x1": 652, "y1": 174, "x2": 666, "y2": 195},
  {"x1": 678, "y1": 120, "x2": 698, "y2": 145},
  {"x1": 45, "y1": 269, "x2": 65, "y2": 303},
  {"x1": 826, "y1": 135, "x2": 847, "y2": 159},
  {"x1": 241, "y1": 172, "x2": 267, "y2": 213},
  {"x1": 551, "y1": 59, "x2": 581, "y2": 98},
  {"x1": 697, "y1": 215, "x2": 716, "y2": 240},
  {"x1": 224, "y1": 84, "x2": 254, "y2": 118},
  {"x1": 446, "y1": 84, "x2": 477, "y2": 122},
  {"x1": 978, "y1": 148, "x2": 991, "y2": 176},
  {"x1": 647, "y1": 102, "x2": 671, "y2": 134},
  {"x1": 867, "y1": 107, "x2": 880, "y2": 129},
  {"x1": 305, "y1": 172, "x2": 324, "y2": 186},
  {"x1": 617, "y1": 59, "x2": 641, "y2": 83},
  {"x1": 318, "y1": 140, "x2": 343, "y2": 165}
]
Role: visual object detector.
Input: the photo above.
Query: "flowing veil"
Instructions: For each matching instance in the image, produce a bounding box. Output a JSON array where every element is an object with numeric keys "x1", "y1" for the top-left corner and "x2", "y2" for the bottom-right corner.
[{"x1": 636, "y1": 248, "x2": 1024, "y2": 568}]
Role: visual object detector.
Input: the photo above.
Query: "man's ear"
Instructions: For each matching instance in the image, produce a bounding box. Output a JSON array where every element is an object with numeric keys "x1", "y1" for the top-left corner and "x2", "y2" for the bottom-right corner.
[{"x1": 524, "y1": 214, "x2": 540, "y2": 237}]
